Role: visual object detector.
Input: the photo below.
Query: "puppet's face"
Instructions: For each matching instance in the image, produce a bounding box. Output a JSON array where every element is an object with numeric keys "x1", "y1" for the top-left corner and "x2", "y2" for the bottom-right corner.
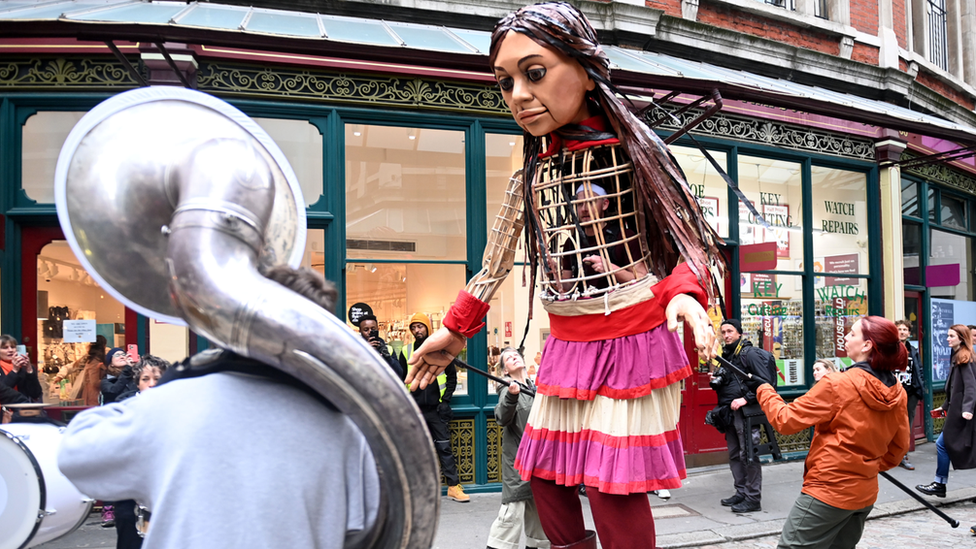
[{"x1": 493, "y1": 31, "x2": 595, "y2": 137}]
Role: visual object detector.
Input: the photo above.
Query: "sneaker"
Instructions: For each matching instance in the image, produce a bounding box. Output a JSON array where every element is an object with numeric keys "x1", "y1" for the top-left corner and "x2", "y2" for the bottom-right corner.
[
  {"x1": 731, "y1": 500, "x2": 761, "y2": 513},
  {"x1": 721, "y1": 493, "x2": 745, "y2": 507},
  {"x1": 100, "y1": 520, "x2": 115, "y2": 528},
  {"x1": 653, "y1": 489, "x2": 671, "y2": 501},
  {"x1": 915, "y1": 482, "x2": 946, "y2": 498},
  {"x1": 900, "y1": 457, "x2": 915, "y2": 470},
  {"x1": 447, "y1": 484, "x2": 470, "y2": 503}
]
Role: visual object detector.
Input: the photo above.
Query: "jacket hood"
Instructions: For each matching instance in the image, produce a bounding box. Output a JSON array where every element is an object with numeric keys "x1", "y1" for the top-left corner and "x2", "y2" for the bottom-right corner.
[{"x1": 848, "y1": 365, "x2": 905, "y2": 412}]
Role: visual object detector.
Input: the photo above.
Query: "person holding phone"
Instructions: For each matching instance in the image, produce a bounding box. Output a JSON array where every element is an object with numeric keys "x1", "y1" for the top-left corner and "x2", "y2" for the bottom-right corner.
[
  {"x1": 356, "y1": 314, "x2": 403, "y2": 379},
  {"x1": 916, "y1": 324, "x2": 976, "y2": 498},
  {"x1": 0, "y1": 334, "x2": 42, "y2": 402}
]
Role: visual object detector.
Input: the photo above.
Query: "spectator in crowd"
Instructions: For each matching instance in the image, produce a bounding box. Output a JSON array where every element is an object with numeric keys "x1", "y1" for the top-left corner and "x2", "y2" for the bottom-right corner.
[
  {"x1": 58, "y1": 265, "x2": 379, "y2": 549},
  {"x1": 894, "y1": 319, "x2": 924, "y2": 470},
  {"x1": 743, "y1": 316, "x2": 908, "y2": 549},
  {"x1": 916, "y1": 324, "x2": 976, "y2": 498},
  {"x1": 102, "y1": 348, "x2": 137, "y2": 405},
  {"x1": 400, "y1": 312, "x2": 468, "y2": 503},
  {"x1": 812, "y1": 359, "x2": 839, "y2": 383},
  {"x1": 0, "y1": 334, "x2": 42, "y2": 402},
  {"x1": 713, "y1": 318, "x2": 770, "y2": 513},
  {"x1": 487, "y1": 347, "x2": 549, "y2": 549},
  {"x1": 358, "y1": 314, "x2": 404, "y2": 379}
]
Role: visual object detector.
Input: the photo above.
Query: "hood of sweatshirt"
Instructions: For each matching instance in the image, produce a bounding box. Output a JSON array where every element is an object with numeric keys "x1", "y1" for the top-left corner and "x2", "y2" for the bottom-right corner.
[{"x1": 848, "y1": 364, "x2": 904, "y2": 412}]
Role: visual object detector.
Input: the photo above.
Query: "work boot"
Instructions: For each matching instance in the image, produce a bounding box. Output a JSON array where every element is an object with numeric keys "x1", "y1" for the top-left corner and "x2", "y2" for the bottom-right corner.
[
  {"x1": 900, "y1": 456, "x2": 915, "y2": 470},
  {"x1": 447, "y1": 484, "x2": 470, "y2": 502},
  {"x1": 731, "y1": 499, "x2": 761, "y2": 513},
  {"x1": 970, "y1": 524, "x2": 976, "y2": 535},
  {"x1": 915, "y1": 482, "x2": 946, "y2": 498},
  {"x1": 552, "y1": 530, "x2": 596, "y2": 549},
  {"x1": 721, "y1": 493, "x2": 745, "y2": 506}
]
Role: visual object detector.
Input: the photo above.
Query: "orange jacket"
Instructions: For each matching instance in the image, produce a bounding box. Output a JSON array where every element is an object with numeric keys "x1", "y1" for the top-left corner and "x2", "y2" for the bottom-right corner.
[{"x1": 757, "y1": 367, "x2": 910, "y2": 510}]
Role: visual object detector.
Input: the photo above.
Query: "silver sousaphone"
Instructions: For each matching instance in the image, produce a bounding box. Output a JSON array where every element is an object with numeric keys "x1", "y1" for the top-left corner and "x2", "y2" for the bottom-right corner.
[{"x1": 54, "y1": 87, "x2": 439, "y2": 549}]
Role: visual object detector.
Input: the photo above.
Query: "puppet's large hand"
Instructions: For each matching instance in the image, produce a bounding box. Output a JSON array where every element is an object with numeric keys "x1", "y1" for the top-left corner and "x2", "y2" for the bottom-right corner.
[
  {"x1": 405, "y1": 327, "x2": 467, "y2": 391},
  {"x1": 666, "y1": 293, "x2": 716, "y2": 361}
]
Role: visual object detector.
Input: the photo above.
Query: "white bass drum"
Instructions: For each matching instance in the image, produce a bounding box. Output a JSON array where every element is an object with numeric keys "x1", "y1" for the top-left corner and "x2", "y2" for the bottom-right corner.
[{"x1": 0, "y1": 423, "x2": 94, "y2": 549}]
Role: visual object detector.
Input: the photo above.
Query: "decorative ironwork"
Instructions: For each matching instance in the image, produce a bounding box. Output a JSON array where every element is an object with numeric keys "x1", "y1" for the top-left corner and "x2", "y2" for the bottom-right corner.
[
  {"x1": 773, "y1": 427, "x2": 813, "y2": 453},
  {"x1": 486, "y1": 418, "x2": 503, "y2": 483},
  {"x1": 197, "y1": 63, "x2": 508, "y2": 115},
  {"x1": 933, "y1": 391, "x2": 946, "y2": 435},
  {"x1": 649, "y1": 105, "x2": 875, "y2": 161},
  {"x1": 903, "y1": 152, "x2": 976, "y2": 197},
  {"x1": 447, "y1": 418, "x2": 476, "y2": 485},
  {"x1": 0, "y1": 57, "x2": 140, "y2": 88}
]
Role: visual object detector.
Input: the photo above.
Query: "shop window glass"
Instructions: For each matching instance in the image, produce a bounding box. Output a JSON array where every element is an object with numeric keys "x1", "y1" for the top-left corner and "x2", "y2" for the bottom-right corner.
[
  {"x1": 929, "y1": 228, "x2": 973, "y2": 300},
  {"x1": 345, "y1": 262, "x2": 469, "y2": 394},
  {"x1": 739, "y1": 273, "x2": 802, "y2": 386},
  {"x1": 812, "y1": 167, "x2": 868, "y2": 277},
  {"x1": 254, "y1": 118, "x2": 324, "y2": 207},
  {"x1": 903, "y1": 221, "x2": 922, "y2": 285},
  {"x1": 813, "y1": 275, "x2": 868, "y2": 371},
  {"x1": 22, "y1": 111, "x2": 87, "y2": 204},
  {"x1": 940, "y1": 194, "x2": 968, "y2": 231},
  {"x1": 736, "y1": 156, "x2": 802, "y2": 269},
  {"x1": 36, "y1": 241, "x2": 125, "y2": 404},
  {"x1": 901, "y1": 178, "x2": 919, "y2": 217},
  {"x1": 486, "y1": 133, "x2": 525, "y2": 241},
  {"x1": 928, "y1": 187, "x2": 937, "y2": 222},
  {"x1": 671, "y1": 146, "x2": 730, "y2": 238},
  {"x1": 345, "y1": 125, "x2": 466, "y2": 261},
  {"x1": 149, "y1": 322, "x2": 189, "y2": 364}
]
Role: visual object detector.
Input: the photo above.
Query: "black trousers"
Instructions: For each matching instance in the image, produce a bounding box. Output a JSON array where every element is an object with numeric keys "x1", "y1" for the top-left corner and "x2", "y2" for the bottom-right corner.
[
  {"x1": 113, "y1": 500, "x2": 143, "y2": 549},
  {"x1": 422, "y1": 407, "x2": 460, "y2": 486},
  {"x1": 726, "y1": 411, "x2": 762, "y2": 503}
]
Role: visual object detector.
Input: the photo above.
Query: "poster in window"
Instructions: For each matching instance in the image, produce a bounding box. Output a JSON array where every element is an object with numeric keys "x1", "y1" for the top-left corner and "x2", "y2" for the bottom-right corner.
[
  {"x1": 739, "y1": 200, "x2": 758, "y2": 245},
  {"x1": 762, "y1": 204, "x2": 790, "y2": 258},
  {"x1": 698, "y1": 196, "x2": 720, "y2": 234}
]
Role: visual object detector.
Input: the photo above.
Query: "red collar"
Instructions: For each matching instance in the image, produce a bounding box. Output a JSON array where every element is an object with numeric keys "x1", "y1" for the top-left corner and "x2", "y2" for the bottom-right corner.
[{"x1": 539, "y1": 115, "x2": 620, "y2": 159}]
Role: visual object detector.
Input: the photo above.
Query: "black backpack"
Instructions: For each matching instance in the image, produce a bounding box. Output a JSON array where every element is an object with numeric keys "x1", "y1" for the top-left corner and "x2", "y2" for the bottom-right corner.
[{"x1": 748, "y1": 346, "x2": 779, "y2": 387}]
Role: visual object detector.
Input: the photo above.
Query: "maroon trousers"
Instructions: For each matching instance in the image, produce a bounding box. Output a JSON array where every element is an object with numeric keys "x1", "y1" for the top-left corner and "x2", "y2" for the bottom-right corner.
[{"x1": 530, "y1": 477, "x2": 656, "y2": 549}]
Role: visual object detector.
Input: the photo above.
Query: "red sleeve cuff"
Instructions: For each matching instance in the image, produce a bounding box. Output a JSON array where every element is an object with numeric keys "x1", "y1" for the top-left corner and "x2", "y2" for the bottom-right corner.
[
  {"x1": 443, "y1": 290, "x2": 491, "y2": 339},
  {"x1": 651, "y1": 262, "x2": 709, "y2": 311}
]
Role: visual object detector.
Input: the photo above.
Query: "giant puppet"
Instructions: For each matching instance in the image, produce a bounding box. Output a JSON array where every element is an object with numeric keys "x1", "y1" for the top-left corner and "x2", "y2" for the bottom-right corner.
[{"x1": 406, "y1": 3, "x2": 723, "y2": 547}]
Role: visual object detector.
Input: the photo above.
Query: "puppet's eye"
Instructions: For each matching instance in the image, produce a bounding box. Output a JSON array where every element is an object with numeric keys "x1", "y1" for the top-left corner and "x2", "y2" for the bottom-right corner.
[
  {"x1": 497, "y1": 77, "x2": 514, "y2": 91},
  {"x1": 526, "y1": 68, "x2": 546, "y2": 82}
]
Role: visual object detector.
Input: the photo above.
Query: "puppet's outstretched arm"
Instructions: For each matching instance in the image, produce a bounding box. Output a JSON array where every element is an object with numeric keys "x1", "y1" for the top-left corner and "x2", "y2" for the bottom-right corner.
[{"x1": 464, "y1": 170, "x2": 525, "y2": 302}]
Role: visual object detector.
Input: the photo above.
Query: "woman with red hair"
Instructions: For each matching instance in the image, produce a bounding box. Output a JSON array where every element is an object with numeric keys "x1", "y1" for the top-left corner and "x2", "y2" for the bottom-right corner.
[
  {"x1": 740, "y1": 316, "x2": 909, "y2": 549},
  {"x1": 916, "y1": 324, "x2": 976, "y2": 499}
]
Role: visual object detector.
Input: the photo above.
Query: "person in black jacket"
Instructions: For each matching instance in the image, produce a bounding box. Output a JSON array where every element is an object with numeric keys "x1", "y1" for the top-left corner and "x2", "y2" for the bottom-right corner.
[
  {"x1": 0, "y1": 334, "x2": 42, "y2": 402},
  {"x1": 357, "y1": 314, "x2": 404, "y2": 380},
  {"x1": 895, "y1": 319, "x2": 925, "y2": 470},
  {"x1": 712, "y1": 319, "x2": 771, "y2": 514}
]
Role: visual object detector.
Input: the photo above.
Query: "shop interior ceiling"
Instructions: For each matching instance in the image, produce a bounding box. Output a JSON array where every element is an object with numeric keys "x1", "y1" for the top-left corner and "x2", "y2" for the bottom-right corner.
[{"x1": 1, "y1": 1, "x2": 974, "y2": 147}]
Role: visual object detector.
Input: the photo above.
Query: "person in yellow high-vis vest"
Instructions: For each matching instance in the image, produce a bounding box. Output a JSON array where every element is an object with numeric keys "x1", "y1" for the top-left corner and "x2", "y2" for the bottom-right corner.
[{"x1": 399, "y1": 312, "x2": 468, "y2": 502}]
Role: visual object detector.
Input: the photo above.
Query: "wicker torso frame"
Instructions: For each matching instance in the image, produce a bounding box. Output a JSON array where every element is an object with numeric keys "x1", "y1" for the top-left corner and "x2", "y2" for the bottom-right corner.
[{"x1": 533, "y1": 143, "x2": 654, "y2": 305}]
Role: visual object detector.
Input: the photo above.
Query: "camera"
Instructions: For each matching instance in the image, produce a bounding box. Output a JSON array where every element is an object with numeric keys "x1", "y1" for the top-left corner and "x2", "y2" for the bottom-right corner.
[{"x1": 709, "y1": 367, "x2": 729, "y2": 389}]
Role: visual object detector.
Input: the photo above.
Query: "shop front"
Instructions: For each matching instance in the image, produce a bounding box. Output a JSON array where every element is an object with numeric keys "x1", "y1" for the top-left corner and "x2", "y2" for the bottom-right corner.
[{"x1": 2, "y1": 2, "x2": 976, "y2": 486}]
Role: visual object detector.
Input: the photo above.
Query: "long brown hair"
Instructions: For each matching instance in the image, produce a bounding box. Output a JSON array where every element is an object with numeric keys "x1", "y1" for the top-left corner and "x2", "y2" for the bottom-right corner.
[
  {"x1": 488, "y1": 2, "x2": 723, "y2": 301},
  {"x1": 950, "y1": 324, "x2": 974, "y2": 365}
]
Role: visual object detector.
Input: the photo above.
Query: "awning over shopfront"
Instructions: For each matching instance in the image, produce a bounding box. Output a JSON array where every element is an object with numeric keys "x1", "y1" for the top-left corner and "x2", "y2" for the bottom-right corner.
[{"x1": 2, "y1": 0, "x2": 975, "y2": 145}]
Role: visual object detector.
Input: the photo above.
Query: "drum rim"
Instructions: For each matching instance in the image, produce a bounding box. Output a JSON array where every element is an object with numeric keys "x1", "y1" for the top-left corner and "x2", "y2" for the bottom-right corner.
[{"x1": 0, "y1": 427, "x2": 45, "y2": 549}]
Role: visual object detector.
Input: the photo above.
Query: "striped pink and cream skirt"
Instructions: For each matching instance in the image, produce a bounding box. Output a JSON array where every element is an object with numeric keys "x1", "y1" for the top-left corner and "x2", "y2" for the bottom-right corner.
[{"x1": 514, "y1": 322, "x2": 691, "y2": 495}]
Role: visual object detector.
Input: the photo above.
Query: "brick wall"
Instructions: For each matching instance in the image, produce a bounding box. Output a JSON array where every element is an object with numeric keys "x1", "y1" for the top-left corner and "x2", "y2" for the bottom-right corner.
[
  {"x1": 646, "y1": 0, "x2": 683, "y2": 17},
  {"x1": 892, "y1": 0, "x2": 908, "y2": 49},
  {"x1": 849, "y1": 0, "x2": 880, "y2": 35},
  {"x1": 916, "y1": 72, "x2": 976, "y2": 110},
  {"x1": 851, "y1": 43, "x2": 879, "y2": 64},
  {"x1": 696, "y1": 2, "x2": 840, "y2": 55}
]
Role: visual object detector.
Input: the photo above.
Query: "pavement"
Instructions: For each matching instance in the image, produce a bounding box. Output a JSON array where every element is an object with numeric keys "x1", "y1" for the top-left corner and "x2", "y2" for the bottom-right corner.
[{"x1": 36, "y1": 440, "x2": 976, "y2": 549}]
